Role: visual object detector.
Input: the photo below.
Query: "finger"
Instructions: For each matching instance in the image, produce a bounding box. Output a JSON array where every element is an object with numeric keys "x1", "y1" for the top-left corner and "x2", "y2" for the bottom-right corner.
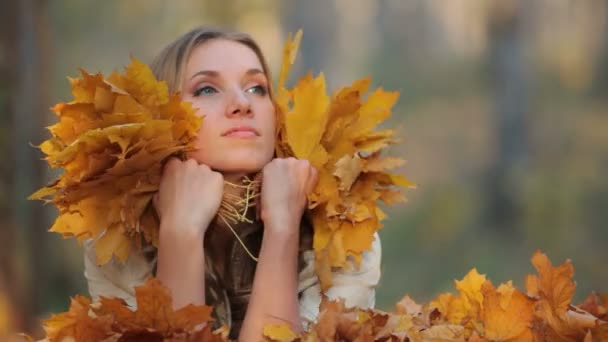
[
  {"x1": 305, "y1": 165, "x2": 319, "y2": 195},
  {"x1": 164, "y1": 157, "x2": 179, "y2": 171},
  {"x1": 152, "y1": 193, "x2": 161, "y2": 218}
]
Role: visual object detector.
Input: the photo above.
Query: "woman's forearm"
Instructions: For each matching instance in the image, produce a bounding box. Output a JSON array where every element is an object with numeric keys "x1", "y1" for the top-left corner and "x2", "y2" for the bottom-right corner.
[
  {"x1": 238, "y1": 220, "x2": 302, "y2": 341},
  {"x1": 156, "y1": 221, "x2": 206, "y2": 309}
]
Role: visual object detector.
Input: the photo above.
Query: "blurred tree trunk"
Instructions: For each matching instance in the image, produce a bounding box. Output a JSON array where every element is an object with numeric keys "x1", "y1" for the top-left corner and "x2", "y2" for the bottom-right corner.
[
  {"x1": 0, "y1": 0, "x2": 51, "y2": 332},
  {"x1": 0, "y1": 0, "x2": 21, "y2": 332},
  {"x1": 593, "y1": 0, "x2": 608, "y2": 96},
  {"x1": 485, "y1": 1, "x2": 530, "y2": 232}
]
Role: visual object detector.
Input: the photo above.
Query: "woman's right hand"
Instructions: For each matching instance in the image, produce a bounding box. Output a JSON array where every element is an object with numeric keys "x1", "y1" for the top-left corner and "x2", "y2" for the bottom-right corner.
[{"x1": 153, "y1": 157, "x2": 224, "y2": 240}]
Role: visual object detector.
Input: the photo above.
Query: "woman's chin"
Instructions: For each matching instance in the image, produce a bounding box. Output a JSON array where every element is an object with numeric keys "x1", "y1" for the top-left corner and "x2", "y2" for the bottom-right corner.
[
  {"x1": 211, "y1": 156, "x2": 269, "y2": 175},
  {"x1": 187, "y1": 146, "x2": 273, "y2": 173}
]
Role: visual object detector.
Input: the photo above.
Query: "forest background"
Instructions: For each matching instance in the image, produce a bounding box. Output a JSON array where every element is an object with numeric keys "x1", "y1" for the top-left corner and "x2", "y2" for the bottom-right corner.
[{"x1": 1, "y1": 0, "x2": 607, "y2": 336}]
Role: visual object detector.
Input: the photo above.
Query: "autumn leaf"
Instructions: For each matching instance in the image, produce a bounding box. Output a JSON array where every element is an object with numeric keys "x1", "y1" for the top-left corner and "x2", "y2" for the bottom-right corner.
[
  {"x1": 43, "y1": 295, "x2": 114, "y2": 342},
  {"x1": 455, "y1": 268, "x2": 486, "y2": 313},
  {"x1": 43, "y1": 278, "x2": 217, "y2": 341},
  {"x1": 30, "y1": 57, "x2": 201, "y2": 264},
  {"x1": 579, "y1": 292, "x2": 608, "y2": 321},
  {"x1": 481, "y1": 280, "x2": 534, "y2": 341},
  {"x1": 420, "y1": 324, "x2": 466, "y2": 341},
  {"x1": 429, "y1": 268, "x2": 487, "y2": 334},
  {"x1": 528, "y1": 250, "x2": 576, "y2": 316},
  {"x1": 526, "y1": 250, "x2": 602, "y2": 340},
  {"x1": 333, "y1": 154, "x2": 362, "y2": 191},
  {"x1": 430, "y1": 293, "x2": 468, "y2": 325},
  {"x1": 263, "y1": 323, "x2": 297, "y2": 342},
  {"x1": 395, "y1": 295, "x2": 423, "y2": 317}
]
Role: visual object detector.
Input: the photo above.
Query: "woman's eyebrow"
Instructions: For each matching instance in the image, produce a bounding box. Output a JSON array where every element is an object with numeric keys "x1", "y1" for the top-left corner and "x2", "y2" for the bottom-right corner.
[
  {"x1": 246, "y1": 68, "x2": 264, "y2": 76},
  {"x1": 189, "y1": 68, "x2": 263, "y2": 80},
  {"x1": 190, "y1": 70, "x2": 219, "y2": 80}
]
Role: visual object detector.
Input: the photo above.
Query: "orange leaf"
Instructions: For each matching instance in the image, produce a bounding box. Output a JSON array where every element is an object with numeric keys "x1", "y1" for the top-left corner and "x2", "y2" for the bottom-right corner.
[
  {"x1": 481, "y1": 281, "x2": 534, "y2": 340},
  {"x1": 43, "y1": 296, "x2": 113, "y2": 342},
  {"x1": 530, "y1": 250, "x2": 575, "y2": 316}
]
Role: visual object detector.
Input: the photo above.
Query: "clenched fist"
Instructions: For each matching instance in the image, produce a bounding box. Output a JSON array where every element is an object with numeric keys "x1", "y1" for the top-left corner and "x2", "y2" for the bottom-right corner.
[
  {"x1": 260, "y1": 158, "x2": 318, "y2": 233},
  {"x1": 154, "y1": 157, "x2": 224, "y2": 240}
]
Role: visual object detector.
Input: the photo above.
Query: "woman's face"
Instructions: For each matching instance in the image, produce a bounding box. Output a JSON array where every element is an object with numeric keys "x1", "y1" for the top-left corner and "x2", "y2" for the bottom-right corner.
[{"x1": 181, "y1": 39, "x2": 275, "y2": 174}]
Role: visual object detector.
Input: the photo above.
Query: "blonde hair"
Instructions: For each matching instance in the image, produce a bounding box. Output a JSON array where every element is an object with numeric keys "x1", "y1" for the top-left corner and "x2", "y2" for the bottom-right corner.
[{"x1": 150, "y1": 27, "x2": 273, "y2": 95}]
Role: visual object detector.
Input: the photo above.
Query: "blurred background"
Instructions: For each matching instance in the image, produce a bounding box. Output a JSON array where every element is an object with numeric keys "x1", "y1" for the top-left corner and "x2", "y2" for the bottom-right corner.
[{"x1": 1, "y1": 0, "x2": 607, "y2": 337}]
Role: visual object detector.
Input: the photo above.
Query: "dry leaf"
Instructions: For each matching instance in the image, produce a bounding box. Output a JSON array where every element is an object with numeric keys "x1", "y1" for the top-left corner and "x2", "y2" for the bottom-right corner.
[
  {"x1": 481, "y1": 280, "x2": 534, "y2": 340},
  {"x1": 263, "y1": 323, "x2": 297, "y2": 342},
  {"x1": 30, "y1": 57, "x2": 201, "y2": 264}
]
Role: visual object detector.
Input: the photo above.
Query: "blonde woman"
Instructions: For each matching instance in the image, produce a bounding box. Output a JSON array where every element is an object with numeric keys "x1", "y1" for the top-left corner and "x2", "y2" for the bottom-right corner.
[{"x1": 83, "y1": 27, "x2": 381, "y2": 341}]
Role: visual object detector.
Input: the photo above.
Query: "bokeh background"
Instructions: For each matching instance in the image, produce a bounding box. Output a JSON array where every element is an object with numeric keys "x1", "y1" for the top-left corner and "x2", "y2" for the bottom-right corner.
[{"x1": 1, "y1": 0, "x2": 607, "y2": 337}]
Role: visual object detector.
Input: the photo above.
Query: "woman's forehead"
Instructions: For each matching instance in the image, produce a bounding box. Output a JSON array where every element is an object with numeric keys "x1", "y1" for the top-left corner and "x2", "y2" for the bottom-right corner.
[{"x1": 185, "y1": 39, "x2": 264, "y2": 76}]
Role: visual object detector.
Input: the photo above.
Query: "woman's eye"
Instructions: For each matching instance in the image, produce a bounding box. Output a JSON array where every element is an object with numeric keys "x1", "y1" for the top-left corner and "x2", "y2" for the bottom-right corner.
[
  {"x1": 193, "y1": 86, "x2": 217, "y2": 97},
  {"x1": 246, "y1": 85, "x2": 267, "y2": 96}
]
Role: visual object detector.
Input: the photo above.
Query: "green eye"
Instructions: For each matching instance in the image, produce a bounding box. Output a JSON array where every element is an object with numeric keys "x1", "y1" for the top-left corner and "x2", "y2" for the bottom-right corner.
[
  {"x1": 194, "y1": 86, "x2": 217, "y2": 97},
  {"x1": 247, "y1": 85, "x2": 268, "y2": 96}
]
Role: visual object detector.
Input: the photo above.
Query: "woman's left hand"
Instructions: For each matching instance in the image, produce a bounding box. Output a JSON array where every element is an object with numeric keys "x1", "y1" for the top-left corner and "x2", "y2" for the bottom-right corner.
[{"x1": 260, "y1": 157, "x2": 318, "y2": 233}]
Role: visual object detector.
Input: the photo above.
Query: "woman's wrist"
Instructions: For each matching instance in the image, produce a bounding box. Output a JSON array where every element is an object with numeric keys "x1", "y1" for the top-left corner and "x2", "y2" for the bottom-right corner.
[
  {"x1": 159, "y1": 216, "x2": 209, "y2": 243},
  {"x1": 156, "y1": 223, "x2": 206, "y2": 309},
  {"x1": 262, "y1": 208, "x2": 302, "y2": 231},
  {"x1": 262, "y1": 217, "x2": 301, "y2": 248}
]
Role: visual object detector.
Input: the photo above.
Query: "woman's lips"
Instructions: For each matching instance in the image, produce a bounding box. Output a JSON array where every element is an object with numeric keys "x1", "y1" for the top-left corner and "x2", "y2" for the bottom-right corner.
[
  {"x1": 222, "y1": 126, "x2": 259, "y2": 138},
  {"x1": 225, "y1": 130, "x2": 257, "y2": 138}
]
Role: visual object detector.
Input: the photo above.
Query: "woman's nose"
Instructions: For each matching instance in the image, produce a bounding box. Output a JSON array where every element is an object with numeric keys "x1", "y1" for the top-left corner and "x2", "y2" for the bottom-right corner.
[{"x1": 226, "y1": 89, "x2": 252, "y2": 117}]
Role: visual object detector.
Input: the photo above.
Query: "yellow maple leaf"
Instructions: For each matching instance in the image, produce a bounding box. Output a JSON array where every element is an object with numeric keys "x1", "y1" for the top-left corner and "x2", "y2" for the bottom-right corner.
[
  {"x1": 284, "y1": 73, "x2": 330, "y2": 168},
  {"x1": 107, "y1": 57, "x2": 169, "y2": 108},
  {"x1": 263, "y1": 323, "x2": 298, "y2": 342},
  {"x1": 455, "y1": 268, "x2": 486, "y2": 314},
  {"x1": 430, "y1": 293, "x2": 468, "y2": 325}
]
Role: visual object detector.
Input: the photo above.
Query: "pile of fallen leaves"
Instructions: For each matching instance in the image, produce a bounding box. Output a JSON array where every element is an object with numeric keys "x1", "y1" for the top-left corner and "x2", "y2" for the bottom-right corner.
[
  {"x1": 29, "y1": 58, "x2": 202, "y2": 265},
  {"x1": 265, "y1": 252, "x2": 608, "y2": 342},
  {"x1": 263, "y1": 251, "x2": 607, "y2": 341},
  {"x1": 42, "y1": 278, "x2": 226, "y2": 341},
  {"x1": 42, "y1": 251, "x2": 606, "y2": 341},
  {"x1": 274, "y1": 31, "x2": 414, "y2": 290}
]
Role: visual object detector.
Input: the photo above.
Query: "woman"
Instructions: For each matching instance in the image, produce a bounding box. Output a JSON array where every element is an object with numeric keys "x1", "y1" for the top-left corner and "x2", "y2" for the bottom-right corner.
[{"x1": 83, "y1": 27, "x2": 382, "y2": 341}]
